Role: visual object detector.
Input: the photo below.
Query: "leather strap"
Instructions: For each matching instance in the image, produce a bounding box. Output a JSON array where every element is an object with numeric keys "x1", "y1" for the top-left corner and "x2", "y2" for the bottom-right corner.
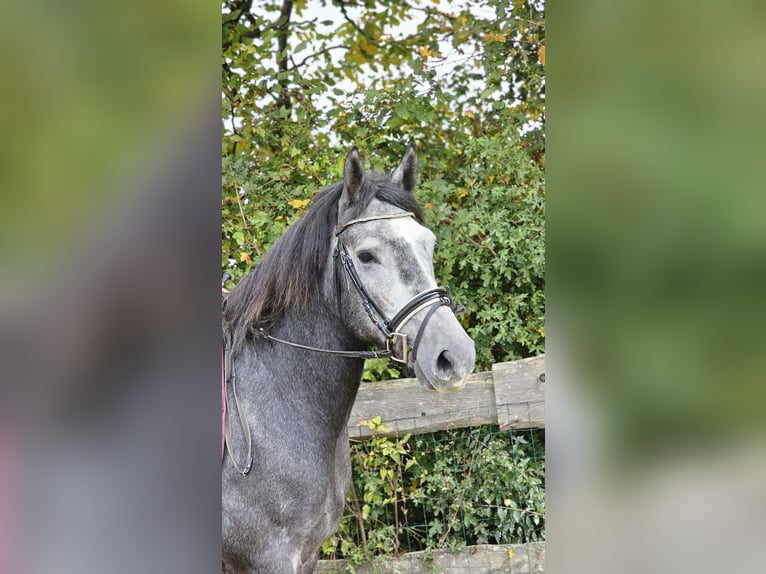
[
  {"x1": 223, "y1": 341, "x2": 253, "y2": 475},
  {"x1": 411, "y1": 302, "x2": 443, "y2": 361},
  {"x1": 247, "y1": 210, "x2": 460, "y2": 371},
  {"x1": 387, "y1": 288, "x2": 452, "y2": 333},
  {"x1": 255, "y1": 328, "x2": 392, "y2": 360},
  {"x1": 336, "y1": 242, "x2": 392, "y2": 337},
  {"x1": 222, "y1": 342, "x2": 225, "y2": 461},
  {"x1": 335, "y1": 212, "x2": 415, "y2": 236}
]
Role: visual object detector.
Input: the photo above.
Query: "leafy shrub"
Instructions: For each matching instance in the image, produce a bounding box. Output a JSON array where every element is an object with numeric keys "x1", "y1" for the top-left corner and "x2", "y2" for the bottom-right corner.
[
  {"x1": 320, "y1": 421, "x2": 545, "y2": 567},
  {"x1": 419, "y1": 124, "x2": 545, "y2": 370}
]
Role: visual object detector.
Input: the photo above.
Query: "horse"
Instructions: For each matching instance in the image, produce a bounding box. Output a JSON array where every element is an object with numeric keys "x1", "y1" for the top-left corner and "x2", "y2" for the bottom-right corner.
[{"x1": 222, "y1": 145, "x2": 476, "y2": 573}]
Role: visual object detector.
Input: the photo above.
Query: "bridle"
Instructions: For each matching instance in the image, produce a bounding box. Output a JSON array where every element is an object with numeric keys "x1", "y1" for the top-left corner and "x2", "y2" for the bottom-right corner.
[
  {"x1": 334, "y1": 211, "x2": 456, "y2": 365},
  {"x1": 254, "y1": 211, "x2": 460, "y2": 366}
]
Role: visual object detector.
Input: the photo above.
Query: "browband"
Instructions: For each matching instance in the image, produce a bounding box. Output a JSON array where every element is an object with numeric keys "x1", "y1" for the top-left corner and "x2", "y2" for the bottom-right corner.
[{"x1": 335, "y1": 212, "x2": 415, "y2": 236}]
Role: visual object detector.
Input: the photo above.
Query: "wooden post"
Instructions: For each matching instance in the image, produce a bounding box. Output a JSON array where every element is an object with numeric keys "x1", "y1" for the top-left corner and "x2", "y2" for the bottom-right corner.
[{"x1": 493, "y1": 355, "x2": 545, "y2": 430}]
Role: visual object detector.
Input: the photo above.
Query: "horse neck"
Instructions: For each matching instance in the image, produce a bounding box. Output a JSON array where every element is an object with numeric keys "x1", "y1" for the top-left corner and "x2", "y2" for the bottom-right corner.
[{"x1": 262, "y1": 299, "x2": 365, "y2": 434}]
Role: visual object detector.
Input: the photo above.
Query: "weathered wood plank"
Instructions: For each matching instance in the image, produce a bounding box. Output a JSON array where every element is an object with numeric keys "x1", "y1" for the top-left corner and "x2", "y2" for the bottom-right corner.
[
  {"x1": 348, "y1": 369, "x2": 497, "y2": 438},
  {"x1": 493, "y1": 355, "x2": 545, "y2": 430},
  {"x1": 346, "y1": 355, "x2": 546, "y2": 437},
  {"x1": 316, "y1": 542, "x2": 545, "y2": 573}
]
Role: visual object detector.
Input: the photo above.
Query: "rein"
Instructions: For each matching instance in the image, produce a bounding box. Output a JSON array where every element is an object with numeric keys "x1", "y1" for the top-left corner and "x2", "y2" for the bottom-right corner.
[
  {"x1": 223, "y1": 335, "x2": 253, "y2": 476},
  {"x1": 254, "y1": 329, "x2": 394, "y2": 360}
]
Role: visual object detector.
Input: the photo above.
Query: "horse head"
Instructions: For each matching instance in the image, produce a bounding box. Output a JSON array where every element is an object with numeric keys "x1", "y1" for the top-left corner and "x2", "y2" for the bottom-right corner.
[{"x1": 330, "y1": 146, "x2": 476, "y2": 392}]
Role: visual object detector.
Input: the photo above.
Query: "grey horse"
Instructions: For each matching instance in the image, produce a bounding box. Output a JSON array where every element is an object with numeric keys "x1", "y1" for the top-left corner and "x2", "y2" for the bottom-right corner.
[{"x1": 222, "y1": 146, "x2": 475, "y2": 573}]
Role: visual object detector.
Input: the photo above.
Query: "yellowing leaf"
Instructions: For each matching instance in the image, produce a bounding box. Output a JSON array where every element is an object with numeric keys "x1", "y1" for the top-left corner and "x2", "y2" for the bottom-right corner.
[
  {"x1": 418, "y1": 46, "x2": 433, "y2": 59},
  {"x1": 538, "y1": 44, "x2": 546, "y2": 65},
  {"x1": 239, "y1": 251, "x2": 252, "y2": 264},
  {"x1": 508, "y1": 548, "x2": 514, "y2": 558},
  {"x1": 347, "y1": 50, "x2": 366, "y2": 65},
  {"x1": 360, "y1": 40, "x2": 377, "y2": 56},
  {"x1": 484, "y1": 33, "x2": 506, "y2": 43},
  {"x1": 287, "y1": 198, "x2": 310, "y2": 209}
]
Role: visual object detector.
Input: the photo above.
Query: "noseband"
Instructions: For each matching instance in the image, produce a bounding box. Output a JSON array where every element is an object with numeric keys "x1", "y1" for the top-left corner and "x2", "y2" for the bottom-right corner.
[{"x1": 254, "y1": 211, "x2": 460, "y2": 366}]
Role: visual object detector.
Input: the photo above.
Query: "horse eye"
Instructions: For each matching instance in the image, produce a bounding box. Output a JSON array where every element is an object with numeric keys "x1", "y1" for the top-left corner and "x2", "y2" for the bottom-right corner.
[{"x1": 357, "y1": 251, "x2": 375, "y2": 264}]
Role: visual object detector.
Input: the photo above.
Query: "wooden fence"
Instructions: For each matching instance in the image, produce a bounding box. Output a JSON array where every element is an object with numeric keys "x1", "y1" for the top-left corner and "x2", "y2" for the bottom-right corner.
[
  {"x1": 317, "y1": 543, "x2": 545, "y2": 574},
  {"x1": 318, "y1": 354, "x2": 546, "y2": 574},
  {"x1": 347, "y1": 354, "x2": 545, "y2": 439}
]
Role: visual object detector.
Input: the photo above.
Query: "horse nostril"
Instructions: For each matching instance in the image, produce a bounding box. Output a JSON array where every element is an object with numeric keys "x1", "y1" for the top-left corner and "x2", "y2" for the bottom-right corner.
[{"x1": 436, "y1": 350, "x2": 454, "y2": 379}]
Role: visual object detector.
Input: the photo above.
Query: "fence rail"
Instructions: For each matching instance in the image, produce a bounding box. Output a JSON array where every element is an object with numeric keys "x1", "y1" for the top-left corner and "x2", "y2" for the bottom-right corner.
[
  {"x1": 348, "y1": 354, "x2": 545, "y2": 438},
  {"x1": 317, "y1": 543, "x2": 545, "y2": 574}
]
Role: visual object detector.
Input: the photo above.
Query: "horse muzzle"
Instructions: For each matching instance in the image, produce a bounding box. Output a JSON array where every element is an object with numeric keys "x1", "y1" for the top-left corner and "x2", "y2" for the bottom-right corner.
[{"x1": 411, "y1": 308, "x2": 476, "y2": 393}]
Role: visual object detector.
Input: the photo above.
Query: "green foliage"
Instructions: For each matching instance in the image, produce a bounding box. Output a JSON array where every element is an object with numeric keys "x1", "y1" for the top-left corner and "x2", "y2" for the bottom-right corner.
[
  {"x1": 420, "y1": 123, "x2": 545, "y2": 368},
  {"x1": 361, "y1": 359, "x2": 402, "y2": 383},
  {"x1": 320, "y1": 422, "x2": 545, "y2": 567},
  {"x1": 221, "y1": 144, "x2": 337, "y2": 283},
  {"x1": 221, "y1": 0, "x2": 546, "y2": 368}
]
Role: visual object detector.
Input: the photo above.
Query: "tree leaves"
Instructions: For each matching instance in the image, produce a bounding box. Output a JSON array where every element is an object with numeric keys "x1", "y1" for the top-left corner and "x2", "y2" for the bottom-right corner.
[{"x1": 221, "y1": 0, "x2": 545, "y2": 365}]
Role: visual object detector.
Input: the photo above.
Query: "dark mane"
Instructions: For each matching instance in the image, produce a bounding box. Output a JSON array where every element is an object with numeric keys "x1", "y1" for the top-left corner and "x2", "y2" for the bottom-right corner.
[{"x1": 223, "y1": 170, "x2": 423, "y2": 354}]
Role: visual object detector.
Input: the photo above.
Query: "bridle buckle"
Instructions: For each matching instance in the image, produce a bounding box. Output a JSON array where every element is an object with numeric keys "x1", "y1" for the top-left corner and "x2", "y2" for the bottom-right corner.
[{"x1": 386, "y1": 332, "x2": 409, "y2": 365}]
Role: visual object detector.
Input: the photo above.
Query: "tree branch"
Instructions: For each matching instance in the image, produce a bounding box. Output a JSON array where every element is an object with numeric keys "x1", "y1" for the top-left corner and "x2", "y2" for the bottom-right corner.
[
  {"x1": 289, "y1": 44, "x2": 347, "y2": 70},
  {"x1": 459, "y1": 230, "x2": 497, "y2": 257},
  {"x1": 275, "y1": 0, "x2": 294, "y2": 111},
  {"x1": 222, "y1": 0, "x2": 261, "y2": 50},
  {"x1": 338, "y1": 0, "x2": 368, "y2": 38},
  {"x1": 221, "y1": 60, "x2": 238, "y2": 102}
]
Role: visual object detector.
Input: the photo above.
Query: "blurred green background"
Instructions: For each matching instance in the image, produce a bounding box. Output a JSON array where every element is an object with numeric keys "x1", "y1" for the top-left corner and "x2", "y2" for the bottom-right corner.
[
  {"x1": 0, "y1": 1, "x2": 214, "y2": 280},
  {"x1": 549, "y1": 0, "x2": 766, "y2": 462}
]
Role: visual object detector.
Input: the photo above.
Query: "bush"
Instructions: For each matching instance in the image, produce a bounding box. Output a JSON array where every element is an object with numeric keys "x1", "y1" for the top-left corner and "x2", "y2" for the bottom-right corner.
[
  {"x1": 320, "y1": 422, "x2": 545, "y2": 567},
  {"x1": 419, "y1": 124, "x2": 545, "y2": 370}
]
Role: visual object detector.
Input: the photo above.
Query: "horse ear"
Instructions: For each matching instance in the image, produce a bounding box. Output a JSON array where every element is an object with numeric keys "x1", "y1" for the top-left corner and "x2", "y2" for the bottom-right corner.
[
  {"x1": 341, "y1": 147, "x2": 365, "y2": 210},
  {"x1": 391, "y1": 144, "x2": 418, "y2": 194}
]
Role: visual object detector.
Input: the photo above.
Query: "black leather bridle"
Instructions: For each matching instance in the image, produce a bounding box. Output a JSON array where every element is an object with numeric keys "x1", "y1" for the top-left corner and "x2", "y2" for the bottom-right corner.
[
  {"x1": 255, "y1": 211, "x2": 460, "y2": 365},
  {"x1": 334, "y1": 211, "x2": 456, "y2": 365}
]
